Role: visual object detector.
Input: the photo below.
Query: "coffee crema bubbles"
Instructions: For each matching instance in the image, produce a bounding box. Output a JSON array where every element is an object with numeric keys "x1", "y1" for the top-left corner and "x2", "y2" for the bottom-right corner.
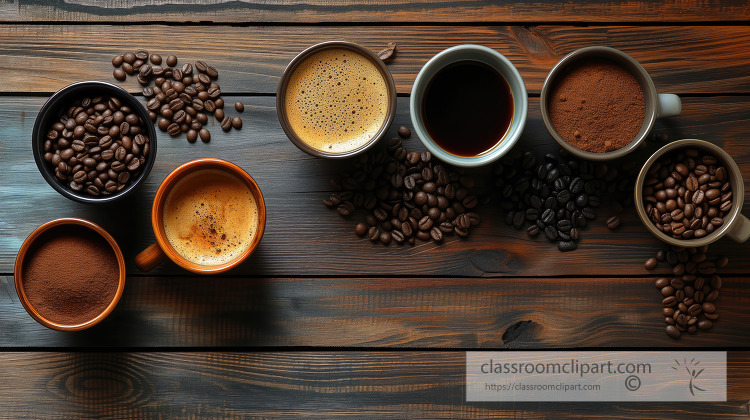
[
  {"x1": 283, "y1": 47, "x2": 389, "y2": 153},
  {"x1": 163, "y1": 169, "x2": 260, "y2": 266}
]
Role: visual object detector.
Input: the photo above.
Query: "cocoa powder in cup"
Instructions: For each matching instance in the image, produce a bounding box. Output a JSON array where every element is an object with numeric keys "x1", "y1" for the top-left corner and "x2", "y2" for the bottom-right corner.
[
  {"x1": 19, "y1": 224, "x2": 120, "y2": 326},
  {"x1": 547, "y1": 58, "x2": 645, "y2": 153}
]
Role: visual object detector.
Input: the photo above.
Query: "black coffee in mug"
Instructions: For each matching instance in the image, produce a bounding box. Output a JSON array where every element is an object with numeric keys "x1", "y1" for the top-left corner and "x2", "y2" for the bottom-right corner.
[{"x1": 421, "y1": 60, "x2": 514, "y2": 157}]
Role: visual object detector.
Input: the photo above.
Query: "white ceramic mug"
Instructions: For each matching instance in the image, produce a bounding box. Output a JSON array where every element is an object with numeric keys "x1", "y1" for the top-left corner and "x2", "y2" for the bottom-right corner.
[{"x1": 409, "y1": 44, "x2": 528, "y2": 167}]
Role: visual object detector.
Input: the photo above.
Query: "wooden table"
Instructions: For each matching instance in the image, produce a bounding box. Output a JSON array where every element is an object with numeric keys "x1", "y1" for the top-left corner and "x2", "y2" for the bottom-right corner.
[{"x1": 1, "y1": 1, "x2": 750, "y2": 417}]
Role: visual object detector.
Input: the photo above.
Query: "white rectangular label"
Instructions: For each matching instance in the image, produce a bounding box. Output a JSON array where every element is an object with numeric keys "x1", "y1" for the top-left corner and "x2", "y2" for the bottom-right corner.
[{"x1": 466, "y1": 351, "x2": 726, "y2": 402}]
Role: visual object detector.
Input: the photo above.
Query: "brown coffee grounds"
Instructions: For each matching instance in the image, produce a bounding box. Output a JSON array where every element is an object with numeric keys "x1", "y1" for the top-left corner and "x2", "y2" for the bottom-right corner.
[
  {"x1": 548, "y1": 58, "x2": 645, "y2": 153},
  {"x1": 21, "y1": 225, "x2": 120, "y2": 326}
]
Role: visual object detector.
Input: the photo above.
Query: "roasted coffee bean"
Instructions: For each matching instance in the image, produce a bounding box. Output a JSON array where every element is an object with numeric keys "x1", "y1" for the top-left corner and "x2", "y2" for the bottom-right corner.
[
  {"x1": 167, "y1": 123, "x2": 181, "y2": 136},
  {"x1": 198, "y1": 128, "x2": 211, "y2": 142},
  {"x1": 645, "y1": 257, "x2": 658, "y2": 270},
  {"x1": 655, "y1": 278, "x2": 669, "y2": 289},
  {"x1": 397, "y1": 125, "x2": 411, "y2": 139},
  {"x1": 544, "y1": 225, "x2": 557, "y2": 241},
  {"x1": 558, "y1": 241, "x2": 577, "y2": 252},
  {"x1": 660, "y1": 286, "x2": 675, "y2": 297},
  {"x1": 606, "y1": 216, "x2": 621, "y2": 230},
  {"x1": 701, "y1": 302, "x2": 716, "y2": 314},
  {"x1": 113, "y1": 68, "x2": 126, "y2": 81},
  {"x1": 221, "y1": 116, "x2": 232, "y2": 131},
  {"x1": 665, "y1": 325, "x2": 680, "y2": 338}
]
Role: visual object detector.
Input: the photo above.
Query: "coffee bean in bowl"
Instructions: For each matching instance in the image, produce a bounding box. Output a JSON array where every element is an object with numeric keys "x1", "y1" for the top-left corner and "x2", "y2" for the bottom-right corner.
[
  {"x1": 635, "y1": 139, "x2": 748, "y2": 247},
  {"x1": 32, "y1": 81, "x2": 157, "y2": 204}
]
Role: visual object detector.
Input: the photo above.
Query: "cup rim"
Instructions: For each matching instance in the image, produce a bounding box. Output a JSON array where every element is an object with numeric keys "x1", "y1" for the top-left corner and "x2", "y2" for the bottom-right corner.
[
  {"x1": 409, "y1": 44, "x2": 528, "y2": 167},
  {"x1": 31, "y1": 81, "x2": 158, "y2": 204},
  {"x1": 540, "y1": 46, "x2": 658, "y2": 161},
  {"x1": 13, "y1": 218, "x2": 127, "y2": 331},
  {"x1": 151, "y1": 158, "x2": 267, "y2": 274},
  {"x1": 276, "y1": 41, "x2": 397, "y2": 159},
  {"x1": 634, "y1": 139, "x2": 744, "y2": 247}
]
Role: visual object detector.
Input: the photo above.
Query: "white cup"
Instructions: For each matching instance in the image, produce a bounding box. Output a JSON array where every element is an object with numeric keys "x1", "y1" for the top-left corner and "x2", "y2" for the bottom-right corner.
[{"x1": 409, "y1": 45, "x2": 528, "y2": 167}]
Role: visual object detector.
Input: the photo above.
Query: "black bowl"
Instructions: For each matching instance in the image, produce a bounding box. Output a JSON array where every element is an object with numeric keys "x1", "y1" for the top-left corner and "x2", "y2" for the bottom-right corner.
[{"x1": 32, "y1": 81, "x2": 157, "y2": 204}]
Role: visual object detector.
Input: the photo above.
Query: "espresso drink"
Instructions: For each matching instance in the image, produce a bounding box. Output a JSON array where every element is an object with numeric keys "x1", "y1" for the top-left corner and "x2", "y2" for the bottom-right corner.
[
  {"x1": 163, "y1": 169, "x2": 259, "y2": 266},
  {"x1": 284, "y1": 47, "x2": 389, "y2": 153},
  {"x1": 422, "y1": 61, "x2": 513, "y2": 157}
]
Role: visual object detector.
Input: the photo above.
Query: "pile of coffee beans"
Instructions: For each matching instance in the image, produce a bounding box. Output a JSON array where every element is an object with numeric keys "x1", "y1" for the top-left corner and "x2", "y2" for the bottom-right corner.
[
  {"x1": 324, "y1": 127, "x2": 480, "y2": 245},
  {"x1": 646, "y1": 245, "x2": 727, "y2": 339},
  {"x1": 111, "y1": 49, "x2": 243, "y2": 143},
  {"x1": 43, "y1": 95, "x2": 150, "y2": 197},
  {"x1": 643, "y1": 147, "x2": 732, "y2": 240},
  {"x1": 494, "y1": 151, "x2": 597, "y2": 251}
]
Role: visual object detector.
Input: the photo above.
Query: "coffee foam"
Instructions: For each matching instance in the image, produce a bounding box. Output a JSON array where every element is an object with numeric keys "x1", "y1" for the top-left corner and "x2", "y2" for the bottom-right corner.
[
  {"x1": 163, "y1": 169, "x2": 259, "y2": 266},
  {"x1": 284, "y1": 47, "x2": 389, "y2": 153}
]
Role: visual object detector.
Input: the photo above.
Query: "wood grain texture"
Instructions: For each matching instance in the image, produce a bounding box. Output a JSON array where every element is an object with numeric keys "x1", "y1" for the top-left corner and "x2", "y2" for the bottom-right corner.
[
  {"x1": 1, "y1": 25, "x2": 750, "y2": 95},
  {"x1": 1, "y1": 274, "x2": 748, "y2": 348},
  {"x1": 1, "y1": 96, "x2": 749, "y2": 277},
  {"x1": 1, "y1": 1, "x2": 748, "y2": 23},
  {"x1": 0, "y1": 351, "x2": 749, "y2": 419}
]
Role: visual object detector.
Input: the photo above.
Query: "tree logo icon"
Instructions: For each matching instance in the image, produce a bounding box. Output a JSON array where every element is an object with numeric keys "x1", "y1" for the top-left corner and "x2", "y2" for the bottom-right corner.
[{"x1": 672, "y1": 358, "x2": 706, "y2": 396}]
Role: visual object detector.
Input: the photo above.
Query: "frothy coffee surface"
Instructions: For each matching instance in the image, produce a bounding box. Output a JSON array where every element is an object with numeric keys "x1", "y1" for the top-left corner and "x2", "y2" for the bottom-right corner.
[
  {"x1": 163, "y1": 169, "x2": 259, "y2": 266},
  {"x1": 284, "y1": 47, "x2": 389, "y2": 153}
]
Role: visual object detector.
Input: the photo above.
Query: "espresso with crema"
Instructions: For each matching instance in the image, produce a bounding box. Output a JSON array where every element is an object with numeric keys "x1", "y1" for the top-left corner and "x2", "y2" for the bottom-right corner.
[
  {"x1": 163, "y1": 169, "x2": 259, "y2": 266},
  {"x1": 284, "y1": 47, "x2": 389, "y2": 153}
]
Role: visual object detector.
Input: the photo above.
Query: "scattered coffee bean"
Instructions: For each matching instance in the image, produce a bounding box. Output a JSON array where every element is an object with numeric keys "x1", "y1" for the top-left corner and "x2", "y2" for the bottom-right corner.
[
  {"x1": 111, "y1": 50, "x2": 241, "y2": 142},
  {"x1": 648, "y1": 245, "x2": 726, "y2": 339},
  {"x1": 644, "y1": 257, "x2": 658, "y2": 270},
  {"x1": 235, "y1": 102, "x2": 244, "y2": 112},
  {"x1": 199, "y1": 128, "x2": 210, "y2": 143},
  {"x1": 397, "y1": 126, "x2": 411, "y2": 139},
  {"x1": 113, "y1": 68, "x2": 126, "y2": 81},
  {"x1": 325, "y1": 133, "x2": 479, "y2": 246},
  {"x1": 606, "y1": 216, "x2": 621, "y2": 230}
]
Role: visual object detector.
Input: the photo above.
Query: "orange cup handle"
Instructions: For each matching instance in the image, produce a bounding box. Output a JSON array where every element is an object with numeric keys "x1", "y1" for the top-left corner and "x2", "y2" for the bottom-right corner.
[{"x1": 135, "y1": 242, "x2": 167, "y2": 272}]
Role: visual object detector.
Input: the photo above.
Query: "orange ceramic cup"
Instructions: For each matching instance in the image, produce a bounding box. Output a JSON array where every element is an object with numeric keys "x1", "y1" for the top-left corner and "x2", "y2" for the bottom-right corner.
[
  {"x1": 135, "y1": 158, "x2": 266, "y2": 274},
  {"x1": 14, "y1": 218, "x2": 126, "y2": 331}
]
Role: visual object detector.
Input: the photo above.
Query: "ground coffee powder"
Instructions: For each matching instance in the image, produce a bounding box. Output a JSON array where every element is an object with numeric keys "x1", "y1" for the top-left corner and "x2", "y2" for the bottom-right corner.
[
  {"x1": 21, "y1": 225, "x2": 120, "y2": 325},
  {"x1": 548, "y1": 58, "x2": 645, "y2": 153}
]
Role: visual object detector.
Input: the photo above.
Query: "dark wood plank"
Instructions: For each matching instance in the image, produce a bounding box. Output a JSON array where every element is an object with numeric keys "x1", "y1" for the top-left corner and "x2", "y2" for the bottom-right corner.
[
  {"x1": 1, "y1": 96, "x2": 749, "y2": 277},
  {"x1": 1, "y1": 274, "x2": 747, "y2": 347},
  {"x1": 1, "y1": 25, "x2": 750, "y2": 95},
  {"x1": 0, "y1": 351, "x2": 749, "y2": 418},
  {"x1": 1, "y1": 1, "x2": 748, "y2": 23}
]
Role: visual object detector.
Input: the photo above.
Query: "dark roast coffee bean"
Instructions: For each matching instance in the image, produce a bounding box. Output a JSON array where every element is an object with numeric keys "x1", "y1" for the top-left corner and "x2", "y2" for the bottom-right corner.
[
  {"x1": 665, "y1": 325, "x2": 680, "y2": 338},
  {"x1": 655, "y1": 278, "x2": 669, "y2": 289},
  {"x1": 645, "y1": 257, "x2": 658, "y2": 270},
  {"x1": 557, "y1": 241, "x2": 577, "y2": 252},
  {"x1": 606, "y1": 216, "x2": 621, "y2": 230},
  {"x1": 544, "y1": 226, "x2": 557, "y2": 241},
  {"x1": 397, "y1": 126, "x2": 411, "y2": 139}
]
